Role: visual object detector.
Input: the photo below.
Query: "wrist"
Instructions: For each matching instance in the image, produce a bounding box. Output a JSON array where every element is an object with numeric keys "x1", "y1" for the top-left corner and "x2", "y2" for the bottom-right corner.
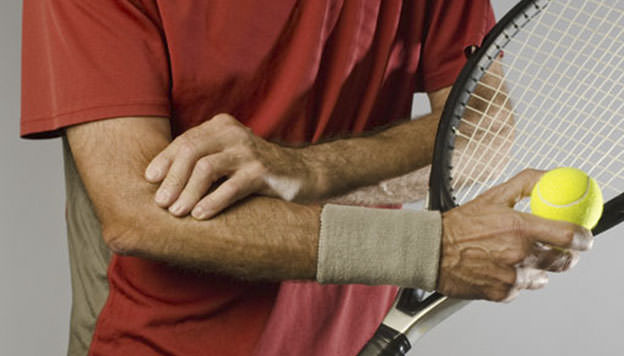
[
  {"x1": 299, "y1": 137, "x2": 379, "y2": 200},
  {"x1": 296, "y1": 144, "x2": 334, "y2": 201},
  {"x1": 316, "y1": 204, "x2": 442, "y2": 290}
]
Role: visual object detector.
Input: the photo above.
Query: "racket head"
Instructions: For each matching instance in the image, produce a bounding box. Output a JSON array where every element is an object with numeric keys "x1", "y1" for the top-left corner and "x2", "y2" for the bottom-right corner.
[{"x1": 429, "y1": 0, "x2": 624, "y2": 230}]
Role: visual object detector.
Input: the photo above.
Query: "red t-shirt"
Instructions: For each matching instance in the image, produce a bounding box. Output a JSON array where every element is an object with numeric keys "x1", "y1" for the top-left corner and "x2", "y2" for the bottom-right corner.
[{"x1": 21, "y1": 1, "x2": 495, "y2": 355}]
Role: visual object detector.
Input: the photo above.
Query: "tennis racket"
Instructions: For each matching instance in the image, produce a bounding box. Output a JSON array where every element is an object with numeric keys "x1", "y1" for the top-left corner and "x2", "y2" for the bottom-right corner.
[{"x1": 359, "y1": 0, "x2": 624, "y2": 354}]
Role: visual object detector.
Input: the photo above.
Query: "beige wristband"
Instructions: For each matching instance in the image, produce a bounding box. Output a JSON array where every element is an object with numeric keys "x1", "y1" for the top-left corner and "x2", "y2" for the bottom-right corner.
[{"x1": 317, "y1": 204, "x2": 442, "y2": 291}]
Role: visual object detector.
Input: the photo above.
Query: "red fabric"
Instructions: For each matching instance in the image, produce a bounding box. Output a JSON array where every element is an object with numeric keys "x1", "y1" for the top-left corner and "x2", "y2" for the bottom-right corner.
[{"x1": 21, "y1": 1, "x2": 495, "y2": 355}]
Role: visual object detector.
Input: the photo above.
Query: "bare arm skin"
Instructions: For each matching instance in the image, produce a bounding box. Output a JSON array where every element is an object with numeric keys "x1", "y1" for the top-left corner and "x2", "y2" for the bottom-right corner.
[
  {"x1": 66, "y1": 56, "x2": 587, "y2": 299},
  {"x1": 145, "y1": 88, "x2": 449, "y2": 220},
  {"x1": 306, "y1": 87, "x2": 450, "y2": 205},
  {"x1": 66, "y1": 117, "x2": 320, "y2": 281},
  {"x1": 314, "y1": 59, "x2": 512, "y2": 206},
  {"x1": 147, "y1": 61, "x2": 511, "y2": 217},
  {"x1": 66, "y1": 118, "x2": 588, "y2": 301}
]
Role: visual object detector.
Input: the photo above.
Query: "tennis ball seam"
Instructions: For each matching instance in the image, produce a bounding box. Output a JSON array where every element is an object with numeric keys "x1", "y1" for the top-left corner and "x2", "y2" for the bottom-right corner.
[{"x1": 536, "y1": 176, "x2": 590, "y2": 208}]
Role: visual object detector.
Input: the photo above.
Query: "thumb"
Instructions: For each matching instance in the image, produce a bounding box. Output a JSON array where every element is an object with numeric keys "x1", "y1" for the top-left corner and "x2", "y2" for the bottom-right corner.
[{"x1": 479, "y1": 169, "x2": 546, "y2": 207}]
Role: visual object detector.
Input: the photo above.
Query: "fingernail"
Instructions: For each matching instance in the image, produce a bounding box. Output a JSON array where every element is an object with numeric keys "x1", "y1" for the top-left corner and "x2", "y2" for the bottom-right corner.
[
  {"x1": 533, "y1": 271, "x2": 549, "y2": 288},
  {"x1": 534, "y1": 241, "x2": 551, "y2": 252},
  {"x1": 145, "y1": 167, "x2": 161, "y2": 181},
  {"x1": 169, "y1": 202, "x2": 183, "y2": 215},
  {"x1": 550, "y1": 255, "x2": 567, "y2": 271},
  {"x1": 568, "y1": 252, "x2": 581, "y2": 269},
  {"x1": 502, "y1": 289, "x2": 519, "y2": 304},
  {"x1": 571, "y1": 228, "x2": 594, "y2": 251},
  {"x1": 155, "y1": 189, "x2": 170, "y2": 204},
  {"x1": 192, "y1": 206, "x2": 207, "y2": 220}
]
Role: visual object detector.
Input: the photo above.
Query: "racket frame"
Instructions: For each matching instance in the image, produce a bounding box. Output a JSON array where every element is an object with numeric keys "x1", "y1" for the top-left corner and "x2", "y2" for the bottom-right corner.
[{"x1": 429, "y1": 0, "x2": 548, "y2": 213}]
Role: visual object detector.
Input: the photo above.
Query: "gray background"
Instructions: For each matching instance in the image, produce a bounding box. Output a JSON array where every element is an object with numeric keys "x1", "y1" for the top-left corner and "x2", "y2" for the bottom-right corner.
[{"x1": 2, "y1": 1, "x2": 622, "y2": 355}]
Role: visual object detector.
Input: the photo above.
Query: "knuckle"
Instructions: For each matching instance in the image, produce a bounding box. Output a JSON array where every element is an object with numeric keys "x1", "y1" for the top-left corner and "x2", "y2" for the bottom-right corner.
[
  {"x1": 249, "y1": 161, "x2": 267, "y2": 176},
  {"x1": 223, "y1": 181, "x2": 240, "y2": 196},
  {"x1": 174, "y1": 133, "x2": 191, "y2": 145},
  {"x1": 519, "y1": 168, "x2": 541, "y2": 180},
  {"x1": 223, "y1": 125, "x2": 243, "y2": 140},
  {"x1": 509, "y1": 250, "x2": 527, "y2": 265},
  {"x1": 214, "y1": 113, "x2": 235, "y2": 125},
  {"x1": 486, "y1": 288, "x2": 510, "y2": 302},
  {"x1": 561, "y1": 228, "x2": 576, "y2": 246},
  {"x1": 508, "y1": 213, "x2": 527, "y2": 236},
  {"x1": 186, "y1": 126, "x2": 206, "y2": 141},
  {"x1": 572, "y1": 228, "x2": 594, "y2": 251},
  {"x1": 237, "y1": 143, "x2": 255, "y2": 158},
  {"x1": 476, "y1": 189, "x2": 497, "y2": 204},
  {"x1": 195, "y1": 158, "x2": 214, "y2": 176},
  {"x1": 177, "y1": 138, "x2": 197, "y2": 157},
  {"x1": 501, "y1": 268, "x2": 518, "y2": 286},
  {"x1": 164, "y1": 173, "x2": 186, "y2": 190},
  {"x1": 165, "y1": 180, "x2": 184, "y2": 191},
  {"x1": 234, "y1": 127, "x2": 250, "y2": 141}
]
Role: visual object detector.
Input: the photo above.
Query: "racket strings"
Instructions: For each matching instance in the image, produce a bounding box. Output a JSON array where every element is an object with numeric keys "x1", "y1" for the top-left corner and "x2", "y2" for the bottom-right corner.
[
  {"x1": 452, "y1": 0, "x2": 585, "y2": 195},
  {"x1": 527, "y1": 8, "x2": 624, "y2": 166},
  {"x1": 453, "y1": 0, "x2": 585, "y2": 201},
  {"x1": 576, "y1": 0, "x2": 624, "y2": 17},
  {"x1": 448, "y1": 1, "x2": 549, "y2": 182},
  {"x1": 463, "y1": 93, "x2": 624, "y2": 149},
  {"x1": 450, "y1": 0, "x2": 624, "y2": 208},
  {"x1": 472, "y1": 0, "x2": 624, "y2": 197},
  {"x1": 491, "y1": 62, "x2": 624, "y2": 111},
  {"x1": 516, "y1": 1, "x2": 624, "y2": 193},
  {"x1": 456, "y1": 113, "x2": 621, "y2": 174},
  {"x1": 482, "y1": 1, "x2": 611, "y2": 185}
]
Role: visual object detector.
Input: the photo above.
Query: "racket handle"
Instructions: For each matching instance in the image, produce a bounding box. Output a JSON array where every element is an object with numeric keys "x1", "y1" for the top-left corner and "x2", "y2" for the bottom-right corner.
[{"x1": 357, "y1": 324, "x2": 411, "y2": 356}]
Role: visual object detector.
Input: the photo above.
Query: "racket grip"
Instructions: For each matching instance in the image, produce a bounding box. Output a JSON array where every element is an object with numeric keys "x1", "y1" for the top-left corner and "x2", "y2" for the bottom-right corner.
[{"x1": 357, "y1": 324, "x2": 411, "y2": 356}]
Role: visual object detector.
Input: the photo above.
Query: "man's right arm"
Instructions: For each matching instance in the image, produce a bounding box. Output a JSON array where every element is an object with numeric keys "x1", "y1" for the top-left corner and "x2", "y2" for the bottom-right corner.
[
  {"x1": 66, "y1": 116, "x2": 321, "y2": 281},
  {"x1": 66, "y1": 116, "x2": 590, "y2": 301}
]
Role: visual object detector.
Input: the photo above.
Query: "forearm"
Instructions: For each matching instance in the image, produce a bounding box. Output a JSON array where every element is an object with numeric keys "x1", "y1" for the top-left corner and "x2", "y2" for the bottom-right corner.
[
  {"x1": 68, "y1": 117, "x2": 320, "y2": 281},
  {"x1": 304, "y1": 112, "x2": 439, "y2": 201},
  {"x1": 112, "y1": 185, "x2": 441, "y2": 288},
  {"x1": 117, "y1": 191, "x2": 321, "y2": 281},
  {"x1": 303, "y1": 63, "x2": 509, "y2": 205},
  {"x1": 104, "y1": 168, "x2": 440, "y2": 286},
  {"x1": 326, "y1": 166, "x2": 430, "y2": 206},
  {"x1": 67, "y1": 117, "x2": 442, "y2": 286}
]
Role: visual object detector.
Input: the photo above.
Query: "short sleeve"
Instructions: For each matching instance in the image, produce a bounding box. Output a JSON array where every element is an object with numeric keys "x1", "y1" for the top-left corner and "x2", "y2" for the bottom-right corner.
[
  {"x1": 415, "y1": 0, "x2": 496, "y2": 93},
  {"x1": 21, "y1": 0, "x2": 171, "y2": 138}
]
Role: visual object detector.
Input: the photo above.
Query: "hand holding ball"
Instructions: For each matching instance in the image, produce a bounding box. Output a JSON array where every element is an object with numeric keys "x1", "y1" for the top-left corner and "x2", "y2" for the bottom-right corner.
[{"x1": 530, "y1": 167, "x2": 603, "y2": 230}]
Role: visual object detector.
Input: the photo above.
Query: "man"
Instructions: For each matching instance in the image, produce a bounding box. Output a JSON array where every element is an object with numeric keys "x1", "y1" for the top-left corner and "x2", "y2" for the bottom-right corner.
[{"x1": 21, "y1": 1, "x2": 592, "y2": 355}]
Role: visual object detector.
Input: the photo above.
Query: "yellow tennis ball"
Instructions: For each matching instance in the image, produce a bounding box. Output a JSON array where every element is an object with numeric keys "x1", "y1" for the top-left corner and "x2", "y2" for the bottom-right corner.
[{"x1": 530, "y1": 167, "x2": 603, "y2": 230}]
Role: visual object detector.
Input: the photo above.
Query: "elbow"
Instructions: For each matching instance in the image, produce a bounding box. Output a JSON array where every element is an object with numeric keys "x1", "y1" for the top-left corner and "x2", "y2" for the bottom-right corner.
[
  {"x1": 100, "y1": 212, "x2": 142, "y2": 256},
  {"x1": 95, "y1": 185, "x2": 157, "y2": 256},
  {"x1": 102, "y1": 228, "x2": 132, "y2": 255}
]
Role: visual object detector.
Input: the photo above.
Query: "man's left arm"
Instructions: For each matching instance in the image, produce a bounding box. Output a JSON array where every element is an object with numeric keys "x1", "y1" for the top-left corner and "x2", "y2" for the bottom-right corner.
[
  {"x1": 148, "y1": 58, "x2": 510, "y2": 219},
  {"x1": 146, "y1": 87, "x2": 451, "y2": 219},
  {"x1": 145, "y1": 1, "x2": 503, "y2": 216}
]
